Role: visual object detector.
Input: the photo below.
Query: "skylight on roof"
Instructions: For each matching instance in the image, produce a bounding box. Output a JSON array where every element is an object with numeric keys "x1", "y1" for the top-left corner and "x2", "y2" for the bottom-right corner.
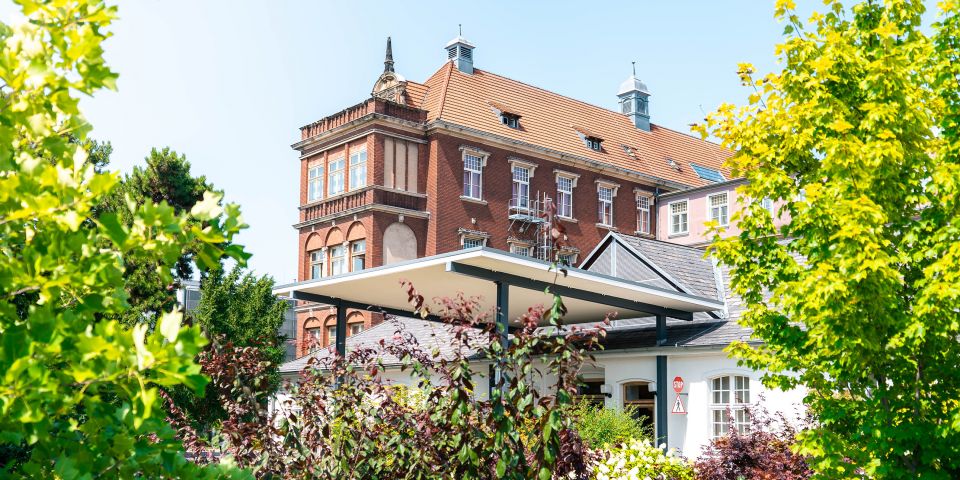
[{"x1": 690, "y1": 163, "x2": 725, "y2": 183}]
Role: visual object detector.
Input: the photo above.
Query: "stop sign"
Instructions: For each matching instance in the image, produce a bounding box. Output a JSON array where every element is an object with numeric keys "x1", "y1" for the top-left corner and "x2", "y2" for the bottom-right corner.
[{"x1": 673, "y1": 376, "x2": 684, "y2": 393}]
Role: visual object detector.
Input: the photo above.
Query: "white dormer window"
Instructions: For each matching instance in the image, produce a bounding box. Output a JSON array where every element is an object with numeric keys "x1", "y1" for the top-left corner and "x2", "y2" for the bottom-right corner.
[
  {"x1": 585, "y1": 137, "x2": 602, "y2": 151},
  {"x1": 501, "y1": 113, "x2": 520, "y2": 129}
]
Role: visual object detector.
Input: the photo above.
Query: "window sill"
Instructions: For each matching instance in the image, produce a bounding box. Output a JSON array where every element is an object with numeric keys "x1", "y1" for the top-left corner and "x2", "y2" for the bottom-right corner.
[
  {"x1": 596, "y1": 223, "x2": 618, "y2": 231},
  {"x1": 668, "y1": 232, "x2": 689, "y2": 238},
  {"x1": 557, "y1": 216, "x2": 578, "y2": 224},
  {"x1": 634, "y1": 231, "x2": 655, "y2": 238},
  {"x1": 459, "y1": 196, "x2": 488, "y2": 205}
]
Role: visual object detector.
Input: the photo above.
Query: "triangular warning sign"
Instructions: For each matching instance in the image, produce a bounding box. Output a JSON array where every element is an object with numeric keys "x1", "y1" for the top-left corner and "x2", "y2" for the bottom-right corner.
[{"x1": 672, "y1": 395, "x2": 687, "y2": 415}]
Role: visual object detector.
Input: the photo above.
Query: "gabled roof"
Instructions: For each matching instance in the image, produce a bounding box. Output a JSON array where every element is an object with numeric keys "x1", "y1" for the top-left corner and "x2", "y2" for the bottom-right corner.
[
  {"x1": 280, "y1": 317, "x2": 488, "y2": 374},
  {"x1": 417, "y1": 63, "x2": 732, "y2": 188}
]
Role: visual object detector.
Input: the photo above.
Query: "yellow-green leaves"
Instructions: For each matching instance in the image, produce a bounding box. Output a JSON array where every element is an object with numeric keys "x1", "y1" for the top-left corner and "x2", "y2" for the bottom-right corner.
[
  {"x1": 0, "y1": 1, "x2": 250, "y2": 478},
  {"x1": 704, "y1": 0, "x2": 960, "y2": 477}
]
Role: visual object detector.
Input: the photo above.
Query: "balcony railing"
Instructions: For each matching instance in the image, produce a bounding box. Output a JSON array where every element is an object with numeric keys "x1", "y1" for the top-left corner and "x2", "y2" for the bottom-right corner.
[{"x1": 300, "y1": 185, "x2": 427, "y2": 223}]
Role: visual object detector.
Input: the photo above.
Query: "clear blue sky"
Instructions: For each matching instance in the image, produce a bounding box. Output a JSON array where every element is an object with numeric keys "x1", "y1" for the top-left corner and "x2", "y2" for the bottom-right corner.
[{"x1": 5, "y1": 1, "x2": 816, "y2": 282}]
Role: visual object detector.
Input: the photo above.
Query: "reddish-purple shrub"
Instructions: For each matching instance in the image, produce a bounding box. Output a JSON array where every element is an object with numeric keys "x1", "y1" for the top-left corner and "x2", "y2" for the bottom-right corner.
[{"x1": 694, "y1": 403, "x2": 811, "y2": 480}]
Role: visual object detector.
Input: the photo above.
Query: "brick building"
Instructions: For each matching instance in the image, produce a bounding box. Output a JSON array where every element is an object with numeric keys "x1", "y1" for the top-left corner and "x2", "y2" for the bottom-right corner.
[{"x1": 291, "y1": 36, "x2": 733, "y2": 356}]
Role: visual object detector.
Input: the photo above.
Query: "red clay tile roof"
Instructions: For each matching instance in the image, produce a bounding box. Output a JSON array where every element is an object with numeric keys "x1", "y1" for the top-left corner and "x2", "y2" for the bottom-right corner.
[
  {"x1": 418, "y1": 63, "x2": 731, "y2": 188},
  {"x1": 404, "y1": 80, "x2": 429, "y2": 109}
]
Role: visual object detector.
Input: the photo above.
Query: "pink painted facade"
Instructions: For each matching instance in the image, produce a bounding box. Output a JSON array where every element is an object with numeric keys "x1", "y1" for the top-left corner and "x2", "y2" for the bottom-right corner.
[{"x1": 655, "y1": 179, "x2": 789, "y2": 246}]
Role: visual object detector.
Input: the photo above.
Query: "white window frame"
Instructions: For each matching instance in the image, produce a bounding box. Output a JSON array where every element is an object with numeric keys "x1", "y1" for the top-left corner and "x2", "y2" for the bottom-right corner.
[
  {"x1": 309, "y1": 248, "x2": 325, "y2": 279},
  {"x1": 708, "y1": 192, "x2": 729, "y2": 226},
  {"x1": 636, "y1": 193, "x2": 651, "y2": 235},
  {"x1": 596, "y1": 180, "x2": 619, "y2": 227},
  {"x1": 306, "y1": 326, "x2": 322, "y2": 352},
  {"x1": 461, "y1": 148, "x2": 488, "y2": 201},
  {"x1": 761, "y1": 197, "x2": 775, "y2": 216},
  {"x1": 558, "y1": 250, "x2": 578, "y2": 267},
  {"x1": 307, "y1": 165, "x2": 324, "y2": 202},
  {"x1": 511, "y1": 165, "x2": 531, "y2": 212},
  {"x1": 325, "y1": 324, "x2": 337, "y2": 347},
  {"x1": 554, "y1": 170, "x2": 580, "y2": 219},
  {"x1": 709, "y1": 374, "x2": 751, "y2": 439},
  {"x1": 461, "y1": 236, "x2": 486, "y2": 249},
  {"x1": 350, "y1": 239, "x2": 366, "y2": 272},
  {"x1": 509, "y1": 243, "x2": 533, "y2": 257},
  {"x1": 669, "y1": 200, "x2": 689, "y2": 235},
  {"x1": 328, "y1": 156, "x2": 345, "y2": 196},
  {"x1": 349, "y1": 322, "x2": 364, "y2": 336},
  {"x1": 329, "y1": 243, "x2": 347, "y2": 276},
  {"x1": 348, "y1": 146, "x2": 367, "y2": 191}
]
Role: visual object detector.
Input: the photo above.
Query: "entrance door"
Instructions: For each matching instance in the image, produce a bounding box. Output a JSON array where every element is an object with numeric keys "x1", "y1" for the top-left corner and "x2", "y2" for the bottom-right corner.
[{"x1": 623, "y1": 382, "x2": 656, "y2": 434}]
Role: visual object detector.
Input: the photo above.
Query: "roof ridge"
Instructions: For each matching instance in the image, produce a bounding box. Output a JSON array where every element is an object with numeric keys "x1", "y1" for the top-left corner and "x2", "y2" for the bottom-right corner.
[
  {"x1": 436, "y1": 62, "x2": 454, "y2": 120},
  {"x1": 461, "y1": 68, "x2": 634, "y2": 123},
  {"x1": 614, "y1": 231, "x2": 712, "y2": 254}
]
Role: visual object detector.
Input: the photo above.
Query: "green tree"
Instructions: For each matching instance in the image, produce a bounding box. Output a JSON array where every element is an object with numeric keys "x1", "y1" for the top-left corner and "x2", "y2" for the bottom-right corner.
[
  {"x1": 173, "y1": 265, "x2": 288, "y2": 433},
  {"x1": 0, "y1": 1, "x2": 249, "y2": 477},
  {"x1": 696, "y1": 0, "x2": 960, "y2": 477},
  {"x1": 98, "y1": 147, "x2": 223, "y2": 327}
]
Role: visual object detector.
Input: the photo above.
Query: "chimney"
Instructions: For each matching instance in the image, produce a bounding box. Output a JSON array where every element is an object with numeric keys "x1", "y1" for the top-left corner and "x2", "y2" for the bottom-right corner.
[
  {"x1": 445, "y1": 29, "x2": 475, "y2": 74},
  {"x1": 617, "y1": 63, "x2": 651, "y2": 131}
]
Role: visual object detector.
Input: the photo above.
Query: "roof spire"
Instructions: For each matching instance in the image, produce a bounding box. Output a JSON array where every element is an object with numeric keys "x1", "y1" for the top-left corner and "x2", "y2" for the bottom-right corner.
[
  {"x1": 459, "y1": 24, "x2": 462, "y2": 36},
  {"x1": 632, "y1": 61, "x2": 636, "y2": 77},
  {"x1": 384, "y1": 36, "x2": 394, "y2": 73}
]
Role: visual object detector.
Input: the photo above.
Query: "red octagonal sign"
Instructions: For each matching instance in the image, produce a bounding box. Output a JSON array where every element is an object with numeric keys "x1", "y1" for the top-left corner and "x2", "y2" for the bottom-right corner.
[{"x1": 673, "y1": 376, "x2": 684, "y2": 393}]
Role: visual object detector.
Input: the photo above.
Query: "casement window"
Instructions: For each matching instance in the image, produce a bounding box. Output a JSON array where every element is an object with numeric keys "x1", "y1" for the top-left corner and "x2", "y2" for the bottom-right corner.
[
  {"x1": 511, "y1": 165, "x2": 531, "y2": 211},
  {"x1": 306, "y1": 327, "x2": 322, "y2": 352},
  {"x1": 558, "y1": 251, "x2": 578, "y2": 267},
  {"x1": 585, "y1": 136, "x2": 603, "y2": 151},
  {"x1": 761, "y1": 197, "x2": 775, "y2": 216},
  {"x1": 351, "y1": 239, "x2": 366, "y2": 272},
  {"x1": 461, "y1": 235, "x2": 487, "y2": 249},
  {"x1": 710, "y1": 375, "x2": 751, "y2": 438},
  {"x1": 597, "y1": 184, "x2": 616, "y2": 227},
  {"x1": 462, "y1": 152, "x2": 484, "y2": 200},
  {"x1": 326, "y1": 325, "x2": 337, "y2": 347},
  {"x1": 556, "y1": 176, "x2": 574, "y2": 218},
  {"x1": 329, "y1": 244, "x2": 346, "y2": 276},
  {"x1": 669, "y1": 200, "x2": 688, "y2": 235},
  {"x1": 309, "y1": 249, "x2": 325, "y2": 279},
  {"x1": 328, "y1": 156, "x2": 345, "y2": 196},
  {"x1": 636, "y1": 195, "x2": 651, "y2": 234},
  {"x1": 349, "y1": 323, "x2": 364, "y2": 336},
  {"x1": 708, "y1": 192, "x2": 729, "y2": 226},
  {"x1": 349, "y1": 146, "x2": 367, "y2": 190},
  {"x1": 501, "y1": 113, "x2": 520, "y2": 129},
  {"x1": 307, "y1": 165, "x2": 324, "y2": 202},
  {"x1": 509, "y1": 243, "x2": 532, "y2": 257}
]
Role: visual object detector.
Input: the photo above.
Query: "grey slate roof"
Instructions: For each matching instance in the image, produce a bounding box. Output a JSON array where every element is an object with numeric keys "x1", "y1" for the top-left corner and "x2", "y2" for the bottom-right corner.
[
  {"x1": 612, "y1": 233, "x2": 720, "y2": 300},
  {"x1": 279, "y1": 317, "x2": 488, "y2": 374}
]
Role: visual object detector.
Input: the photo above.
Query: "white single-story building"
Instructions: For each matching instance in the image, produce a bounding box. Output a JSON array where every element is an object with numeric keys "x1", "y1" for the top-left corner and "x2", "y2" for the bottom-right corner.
[{"x1": 275, "y1": 233, "x2": 805, "y2": 458}]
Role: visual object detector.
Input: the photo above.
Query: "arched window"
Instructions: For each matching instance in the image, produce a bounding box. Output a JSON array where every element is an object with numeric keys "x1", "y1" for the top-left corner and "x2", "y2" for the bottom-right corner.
[
  {"x1": 710, "y1": 374, "x2": 751, "y2": 438},
  {"x1": 303, "y1": 317, "x2": 322, "y2": 353}
]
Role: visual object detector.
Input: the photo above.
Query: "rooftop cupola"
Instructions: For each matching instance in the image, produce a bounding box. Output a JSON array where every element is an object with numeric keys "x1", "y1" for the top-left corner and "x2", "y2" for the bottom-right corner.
[
  {"x1": 445, "y1": 27, "x2": 475, "y2": 74},
  {"x1": 372, "y1": 36, "x2": 407, "y2": 104},
  {"x1": 617, "y1": 62, "x2": 651, "y2": 131}
]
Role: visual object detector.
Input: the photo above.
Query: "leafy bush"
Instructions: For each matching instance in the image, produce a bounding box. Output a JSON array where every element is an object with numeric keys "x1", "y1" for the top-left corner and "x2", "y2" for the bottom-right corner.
[
  {"x1": 694, "y1": 404, "x2": 810, "y2": 480},
  {"x1": 569, "y1": 402, "x2": 650, "y2": 449},
  {"x1": 591, "y1": 439, "x2": 693, "y2": 480},
  {"x1": 0, "y1": 1, "x2": 250, "y2": 477}
]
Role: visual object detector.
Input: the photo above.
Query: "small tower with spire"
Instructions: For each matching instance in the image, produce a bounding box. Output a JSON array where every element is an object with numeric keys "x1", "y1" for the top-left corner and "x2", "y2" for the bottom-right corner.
[
  {"x1": 372, "y1": 36, "x2": 407, "y2": 104},
  {"x1": 445, "y1": 25, "x2": 475, "y2": 74},
  {"x1": 618, "y1": 62, "x2": 651, "y2": 131}
]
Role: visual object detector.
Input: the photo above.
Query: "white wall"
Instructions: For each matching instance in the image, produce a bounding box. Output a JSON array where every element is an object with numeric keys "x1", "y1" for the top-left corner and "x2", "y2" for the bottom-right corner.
[
  {"x1": 594, "y1": 350, "x2": 806, "y2": 457},
  {"x1": 275, "y1": 349, "x2": 806, "y2": 460}
]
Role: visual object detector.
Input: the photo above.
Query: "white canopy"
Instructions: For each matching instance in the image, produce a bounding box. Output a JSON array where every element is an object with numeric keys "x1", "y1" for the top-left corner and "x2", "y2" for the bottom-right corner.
[{"x1": 273, "y1": 247, "x2": 723, "y2": 326}]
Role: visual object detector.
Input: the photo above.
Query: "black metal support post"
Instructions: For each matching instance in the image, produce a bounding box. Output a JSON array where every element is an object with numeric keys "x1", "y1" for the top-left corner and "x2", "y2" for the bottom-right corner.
[
  {"x1": 335, "y1": 299, "x2": 347, "y2": 358},
  {"x1": 494, "y1": 280, "x2": 509, "y2": 393},
  {"x1": 655, "y1": 314, "x2": 668, "y2": 447}
]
